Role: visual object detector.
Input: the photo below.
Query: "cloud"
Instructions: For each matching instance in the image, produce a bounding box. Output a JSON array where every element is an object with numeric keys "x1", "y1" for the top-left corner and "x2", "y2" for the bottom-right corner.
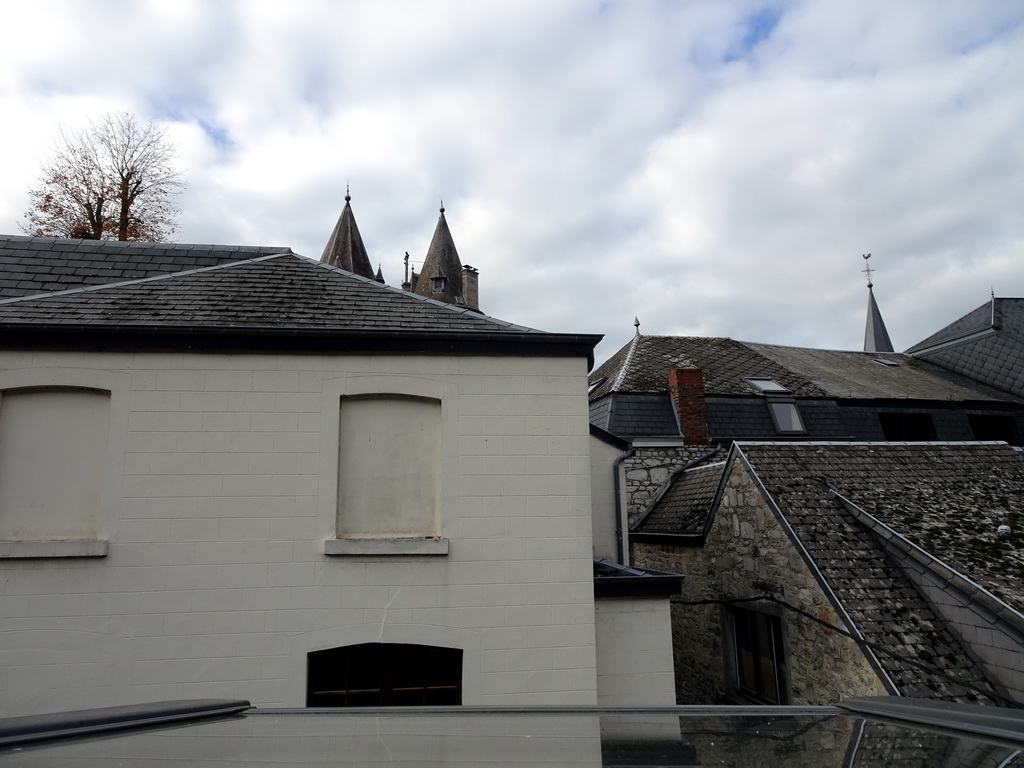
[{"x1": 1, "y1": 0, "x2": 1022, "y2": 364}]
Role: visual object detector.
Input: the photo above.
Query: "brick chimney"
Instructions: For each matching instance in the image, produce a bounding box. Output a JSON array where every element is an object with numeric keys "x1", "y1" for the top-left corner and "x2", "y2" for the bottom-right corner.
[{"x1": 668, "y1": 368, "x2": 709, "y2": 445}]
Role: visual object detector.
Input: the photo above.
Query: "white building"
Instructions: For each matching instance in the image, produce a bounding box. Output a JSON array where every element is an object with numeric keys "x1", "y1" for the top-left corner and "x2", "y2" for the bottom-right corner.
[{"x1": 0, "y1": 209, "x2": 677, "y2": 715}]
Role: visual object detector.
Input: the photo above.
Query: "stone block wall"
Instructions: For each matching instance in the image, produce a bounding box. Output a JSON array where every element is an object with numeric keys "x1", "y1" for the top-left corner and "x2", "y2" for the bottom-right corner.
[
  {"x1": 632, "y1": 458, "x2": 888, "y2": 704},
  {"x1": 624, "y1": 445, "x2": 718, "y2": 527}
]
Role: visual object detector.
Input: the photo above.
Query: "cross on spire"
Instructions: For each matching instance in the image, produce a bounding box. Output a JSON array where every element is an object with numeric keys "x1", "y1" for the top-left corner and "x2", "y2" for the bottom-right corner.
[{"x1": 861, "y1": 253, "x2": 874, "y2": 287}]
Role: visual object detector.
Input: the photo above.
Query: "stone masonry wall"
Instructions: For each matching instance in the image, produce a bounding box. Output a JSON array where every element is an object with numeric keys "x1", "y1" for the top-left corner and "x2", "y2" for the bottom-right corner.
[
  {"x1": 624, "y1": 445, "x2": 720, "y2": 527},
  {"x1": 632, "y1": 458, "x2": 888, "y2": 705}
]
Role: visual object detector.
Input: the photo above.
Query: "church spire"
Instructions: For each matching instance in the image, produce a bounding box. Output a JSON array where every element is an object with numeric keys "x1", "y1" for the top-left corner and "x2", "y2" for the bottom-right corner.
[
  {"x1": 320, "y1": 187, "x2": 376, "y2": 280},
  {"x1": 414, "y1": 203, "x2": 479, "y2": 310},
  {"x1": 862, "y1": 253, "x2": 894, "y2": 353}
]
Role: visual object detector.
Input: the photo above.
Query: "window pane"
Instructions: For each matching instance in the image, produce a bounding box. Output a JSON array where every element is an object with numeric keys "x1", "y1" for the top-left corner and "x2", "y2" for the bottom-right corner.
[
  {"x1": 731, "y1": 607, "x2": 786, "y2": 705},
  {"x1": 769, "y1": 402, "x2": 805, "y2": 433}
]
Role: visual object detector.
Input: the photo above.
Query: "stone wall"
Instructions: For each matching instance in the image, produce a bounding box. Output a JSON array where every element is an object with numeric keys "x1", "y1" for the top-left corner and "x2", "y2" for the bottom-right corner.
[
  {"x1": 624, "y1": 445, "x2": 719, "y2": 526},
  {"x1": 632, "y1": 458, "x2": 888, "y2": 705}
]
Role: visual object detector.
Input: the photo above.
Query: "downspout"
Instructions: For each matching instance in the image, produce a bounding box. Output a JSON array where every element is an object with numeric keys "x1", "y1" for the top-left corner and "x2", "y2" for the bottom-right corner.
[{"x1": 612, "y1": 444, "x2": 636, "y2": 565}]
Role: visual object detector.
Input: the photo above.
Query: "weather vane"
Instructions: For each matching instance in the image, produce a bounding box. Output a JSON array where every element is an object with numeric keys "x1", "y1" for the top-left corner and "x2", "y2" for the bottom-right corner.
[{"x1": 861, "y1": 253, "x2": 874, "y2": 288}]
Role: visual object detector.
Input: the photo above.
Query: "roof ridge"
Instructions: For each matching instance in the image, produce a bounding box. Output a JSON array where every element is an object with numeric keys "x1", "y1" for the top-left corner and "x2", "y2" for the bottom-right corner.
[
  {"x1": 0, "y1": 251, "x2": 295, "y2": 305},
  {"x1": 611, "y1": 332, "x2": 643, "y2": 391},
  {"x1": 307, "y1": 259, "x2": 540, "y2": 333}
]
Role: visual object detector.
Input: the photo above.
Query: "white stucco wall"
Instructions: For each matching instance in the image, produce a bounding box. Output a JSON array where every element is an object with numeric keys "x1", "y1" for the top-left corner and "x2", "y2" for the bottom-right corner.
[
  {"x1": 0, "y1": 350, "x2": 598, "y2": 715},
  {"x1": 595, "y1": 597, "x2": 676, "y2": 706},
  {"x1": 589, "y1": 435, "x2": 625, "y2": 563}
]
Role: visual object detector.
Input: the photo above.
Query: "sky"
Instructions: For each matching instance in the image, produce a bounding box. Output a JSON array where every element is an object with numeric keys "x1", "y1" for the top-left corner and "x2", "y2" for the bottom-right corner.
[{"x1": 1, "y1": 1, "x2": 1022, "y2": 364}]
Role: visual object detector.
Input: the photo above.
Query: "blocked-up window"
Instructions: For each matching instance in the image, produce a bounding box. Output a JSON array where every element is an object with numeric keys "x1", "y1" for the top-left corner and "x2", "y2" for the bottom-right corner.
[
  {"x1": 337, "y1": 395, "x2": 441, "y2": 539},
  {"x1": 0, "y1": 387, "x2": 110, "y2": 541}
]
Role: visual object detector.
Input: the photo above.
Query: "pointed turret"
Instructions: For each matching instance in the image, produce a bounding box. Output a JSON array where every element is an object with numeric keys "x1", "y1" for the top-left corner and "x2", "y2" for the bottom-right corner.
[
  {"x1": 413, "y1": 204, "x2": 479, "y2": 311},
  {"x1": 864, "y1": 284, "x2": 894, "y2": 352},
  {"x1": 861, "y1": 254, "x2": 894, "y2": 353},
  {"x1": 320, "y1": 189, "x2": 376, "y2": 280}
]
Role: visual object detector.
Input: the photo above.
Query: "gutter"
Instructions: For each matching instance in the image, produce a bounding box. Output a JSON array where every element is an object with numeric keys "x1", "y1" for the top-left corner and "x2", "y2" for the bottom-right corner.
[{"x1": 0, "y1": 325, "x2": 603, "y2": 363}]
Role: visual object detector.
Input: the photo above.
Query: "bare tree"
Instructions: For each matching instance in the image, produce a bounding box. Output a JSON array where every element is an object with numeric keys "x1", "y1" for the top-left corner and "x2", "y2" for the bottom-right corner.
[{"x1": 22, "y1": 113, "x2": 185, "y2": 241}]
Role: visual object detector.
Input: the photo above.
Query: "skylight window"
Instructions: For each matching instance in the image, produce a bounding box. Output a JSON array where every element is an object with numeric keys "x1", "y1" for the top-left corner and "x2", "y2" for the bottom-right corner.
[
  {"x1": 745, "y1": 378, "x2": 790, "y2": 394},
  {"x1": 768, "y1": 401, "x2": 805, "y2": 434},
  {"x1": 873, "y1": 359, "x2": 900, "y2": 367}
]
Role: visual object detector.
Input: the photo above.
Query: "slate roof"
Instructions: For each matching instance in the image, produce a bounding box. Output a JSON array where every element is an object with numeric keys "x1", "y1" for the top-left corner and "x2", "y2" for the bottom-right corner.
[
  {"x1": 633, "y1": 461, "x2": 727, "y2": 535},
  {"x1": 908, "y1": 298, "x2": 1024, "y2": 399},
  {"x1": 737, "y1": 441, "x2": 1024, "y2": 701},
  {"x1": 0, "y1": 252, "x2": 537, "y2": 333},
  {"x1": 588, "y1": 393, "x2": 680, "y2": 438},
  {"x1": 590, "y1": 335, "x2": 1022, "y2": 403},
  {"x1": 0, "y1": 234, "x2": 286, "y2": 299}
]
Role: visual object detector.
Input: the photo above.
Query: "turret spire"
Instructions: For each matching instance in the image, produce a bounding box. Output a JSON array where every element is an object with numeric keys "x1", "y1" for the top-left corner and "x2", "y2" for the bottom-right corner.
[
  {"x1": 320, "y1": 189, "x2": 376, "y2": 280},
  {"x1": 862, "y1": 254, "x2": 894, "y2": 353},
  {"x1": 414, "y1": 203, "x2": 480, "y2": 310}
]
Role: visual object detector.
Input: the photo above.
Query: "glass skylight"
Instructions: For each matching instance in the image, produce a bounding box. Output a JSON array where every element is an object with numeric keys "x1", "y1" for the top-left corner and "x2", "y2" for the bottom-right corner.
[{"x1": 745, "y1": 378, "x2": 790, "y2": 394}]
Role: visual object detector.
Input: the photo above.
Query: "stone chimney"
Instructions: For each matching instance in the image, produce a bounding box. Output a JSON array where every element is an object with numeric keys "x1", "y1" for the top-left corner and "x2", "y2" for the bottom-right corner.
[
  {"x1": 461, "y1": 265, "x2": 479, "y2": 312},
  {"x1": 668, "y1": 368, "x2": 709, "y2": 445}
]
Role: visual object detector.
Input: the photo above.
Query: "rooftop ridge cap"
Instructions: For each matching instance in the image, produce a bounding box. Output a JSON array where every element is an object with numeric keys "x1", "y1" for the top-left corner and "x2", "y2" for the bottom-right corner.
[
  {"x1": 743, "y1": 339, "x2": 909, "y2": 356},
  {"x1": 310, "y1": 259, "x2": 541, "y2": 333},
  {"x1": 0, "y1": 234, "x2": 292, "y2": 251},
  {"x1": 611, "y1": 332, "x2": 643, "y2": 391},
  {"x1": 0, "y1": 251, "x2": 296, "y2": 305},
  {"x1": 907, "y1": 325, "x2": 999, "y2": 356}
]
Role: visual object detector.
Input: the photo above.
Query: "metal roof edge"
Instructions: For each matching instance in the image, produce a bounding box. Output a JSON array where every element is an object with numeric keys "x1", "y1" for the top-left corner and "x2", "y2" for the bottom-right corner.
[
  {"x1": 906, "y1": 326, "x2": 998, "y2": 357},
  {"x1": 0, "y1": 325, "x2": 603, "y2": 358},
  {"x1": 830, "y1": 490, "x2": 1024, "y2": 636}
]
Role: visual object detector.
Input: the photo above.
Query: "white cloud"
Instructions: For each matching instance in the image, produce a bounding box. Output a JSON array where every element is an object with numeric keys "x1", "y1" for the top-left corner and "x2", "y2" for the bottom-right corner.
[{"x1": 1, "y1": 0, "x2": 1022, "y2": 364}]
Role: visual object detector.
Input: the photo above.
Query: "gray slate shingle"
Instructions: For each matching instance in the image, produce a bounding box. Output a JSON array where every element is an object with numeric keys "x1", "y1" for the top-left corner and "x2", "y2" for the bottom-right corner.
[
  {"x1": 0, "y1": 234, "x2": 288, "y2": 299},
  {"x1": 0, "y1": 252, "x2": 537, "y2": 333},
  {"x1": 739, "y1": 441, "x2": 1024, "y2": 701}
]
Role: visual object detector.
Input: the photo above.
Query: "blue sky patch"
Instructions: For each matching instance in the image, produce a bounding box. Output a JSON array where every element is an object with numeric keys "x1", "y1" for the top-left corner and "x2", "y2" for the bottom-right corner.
[{"x1": 724, "y1": 6, "x2": 782, "y2": 63}]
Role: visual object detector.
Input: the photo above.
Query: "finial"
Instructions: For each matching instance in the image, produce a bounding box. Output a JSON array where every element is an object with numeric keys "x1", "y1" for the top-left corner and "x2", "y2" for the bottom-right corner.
[
  {"x1": 633, "y1": 317, "x2": 640, "y2": 336},
  {"x1": 404, "y1": 251, "x2": 410, "y2": 284},
  {"x1": 345, "y1": 182, "x2": 351, "y2": 203},
  {"x1": 861, "y1": 253, "x2": 874, "y2": 288},
  {"x1": 439, "y1": 198, "x2": 445, "y2": 214}
]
